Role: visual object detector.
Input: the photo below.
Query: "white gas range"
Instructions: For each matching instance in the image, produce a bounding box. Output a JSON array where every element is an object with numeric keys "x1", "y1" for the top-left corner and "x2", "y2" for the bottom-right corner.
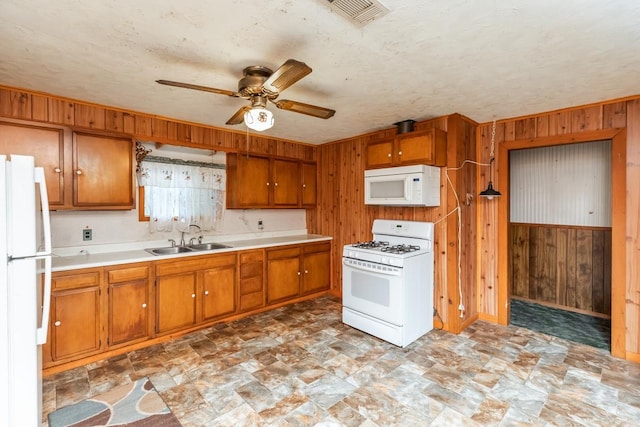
[{"x1": 342, "y1": 219, "x2": 434, "y2": 347}]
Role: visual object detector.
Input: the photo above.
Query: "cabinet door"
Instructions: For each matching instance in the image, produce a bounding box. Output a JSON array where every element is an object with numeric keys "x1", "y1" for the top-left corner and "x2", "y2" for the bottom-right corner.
[
  {"x1": 73, "y1": 132, "x2": 134, "y2": 208},
  {"x1": 267, "y1": 248, "x2": 301, "y2": 303},
  {"x1": 0, "y1": 121, "x2": 65, "y2": 205},
  {"x1": 366, "y1": 139, "x2": 394, "y2": 168},
  {"x1": 301, "y1": 250, "x2": 331, "y2": 294},
  {"x1": 201, "y1": 264, "x2": 237, "y2": 321},
  {"x1": 227, "y1": 154, "x2": 270, "y2": 207},
  {"x1": 272, "y1": 159, "x2": 299, "y2": 206},
  {"x1": 50, "y1": 287, "x2": 101, "y2": 361},
  {"x1": 156, "y1": 273, "x2": 197, "y2": 333},
  {"x1": 300, "y1": 162, "x2": 317, "y2": 207},
  {"x1": 395, "y1": 129, "x2": 447, "y2": 166},
  {"x1": 108, "y1": 281, "x2": 149, "y2": 346}
]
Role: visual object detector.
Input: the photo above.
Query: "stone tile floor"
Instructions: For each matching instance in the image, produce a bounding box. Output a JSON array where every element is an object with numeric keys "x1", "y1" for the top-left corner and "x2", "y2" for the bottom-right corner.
[{"x1": 43, "y1": 297, "x2": 640, "y2": 426}]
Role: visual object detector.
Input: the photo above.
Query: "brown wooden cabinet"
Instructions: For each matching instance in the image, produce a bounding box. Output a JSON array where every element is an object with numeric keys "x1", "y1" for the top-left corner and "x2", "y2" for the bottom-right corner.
[
  {"x1": 72, "y1": 132, "x2": 134, "y2": 208},
  {"x1": 300, "y1": 243, "x2": 331, "y2": 295},
  {"x1": 267, "y1": 242, "x2": 331, "y2": 303},
  {"x1": 0, "y1": 120, "x2": 66, "y2": 206},
  {"x1": 366, "y1": 128, "x2": 447, "y2": 169},
  {"x1": 238, "y1": 250, "x2": 265, "y2": 312},
  {"x1": 0, "y1": 120, "x2": 134, "y2": 210},
  {"x1": 44, "y1": 269, "x2": 103, "y2": 365},
  {"x1": 201, "y1": 254, "x2": 237, "y2": 321},
  {"x1": 155, "y1": 253, "x2": 237, "y2": 334},
  {"x1": 300, "y1": 162, "x2": 317, "y2": 207},
  {"x1": 106, "y1": 263, "x2": 152, "y2": 347},
  {"x1": 226, "y1": 153, "x2": 316, "y2": 209}
]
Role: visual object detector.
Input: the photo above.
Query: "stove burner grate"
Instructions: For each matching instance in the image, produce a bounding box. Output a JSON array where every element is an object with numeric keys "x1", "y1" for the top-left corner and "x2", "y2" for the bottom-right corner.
[
  {"x1": 352, "y1": 240, "x2": 389, "y2": 249},
  {"x1": 380, "y1": 244, "x2": 421, "y2": 254}
]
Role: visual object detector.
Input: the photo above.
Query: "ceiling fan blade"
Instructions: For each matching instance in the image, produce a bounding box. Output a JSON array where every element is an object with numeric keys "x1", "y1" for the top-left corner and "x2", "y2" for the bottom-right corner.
[
  {"x1": 274, "y1": 99, "x2": 336, "y2": 119},
  {"x1": 262, "y1": 59, "x2": 312, "y2": 94},
  {"x1": 156, "y1": 80, "x2": 238, "y2": 97},
  {"x1": 226, "y1": 105, "x2": 252, "y2": 125}
]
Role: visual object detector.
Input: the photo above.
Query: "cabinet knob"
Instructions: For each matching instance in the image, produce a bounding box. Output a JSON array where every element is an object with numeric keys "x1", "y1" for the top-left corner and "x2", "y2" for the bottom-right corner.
[
  {"x1": 141, "y1": 303, "x2": 147, "y2": 308},
  {"x1": 54, "y1": 320, "x2": 61, "y2": 327},
  {"x1": 398, "y1": 151, "x2": 403, "y2": 156},
  {"x1": 305, "y1": 270, "x2": 309, "y2": 274},
  {"x1": 274, "y1": 182, "x2": 279, "y2": 187},
  {"x1": 387, "y1": 153, "x2": 392, "y2": 158},
  {"x1": 75, "y1": 170, "x2": 83, "y2": 175},
  {"x1": 204, "y1": 290, "x2": 209, "y2": 296},
  {"x1": 54, "y1": 167, "x2": 61, "y2": 173},
  {"x1": 191, "y1": 293, "x2": 196, "y2": 298},
  {"x1": 297, "y1": 271, "x2": 301, "y2": 276},
  {"x1": 302, "y1": 184, "x2": 306, "y2": 188},
  {"x1": 266, "y1": 182, "x2": 270, "y2": 186}
]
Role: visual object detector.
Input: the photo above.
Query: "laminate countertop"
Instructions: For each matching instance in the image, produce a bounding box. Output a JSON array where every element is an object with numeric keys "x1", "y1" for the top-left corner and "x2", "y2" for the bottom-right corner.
[{"x1": 52, "y1": 234, "x2": 332, "y2": 272}]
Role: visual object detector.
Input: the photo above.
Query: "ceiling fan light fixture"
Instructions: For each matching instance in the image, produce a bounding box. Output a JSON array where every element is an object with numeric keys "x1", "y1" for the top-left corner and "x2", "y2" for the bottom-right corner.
[{"x1": 244, "y1": 107, "x2": 274, "y2": 131}]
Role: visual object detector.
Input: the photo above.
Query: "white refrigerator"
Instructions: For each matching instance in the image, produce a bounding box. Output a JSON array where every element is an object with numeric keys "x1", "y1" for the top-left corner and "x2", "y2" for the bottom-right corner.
[{"x1": 0, "y1": 154, "x2": 52, "y2": 427}]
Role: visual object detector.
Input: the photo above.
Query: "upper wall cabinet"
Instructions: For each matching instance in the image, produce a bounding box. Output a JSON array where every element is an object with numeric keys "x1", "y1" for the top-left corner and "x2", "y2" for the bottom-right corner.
[
  {"x1": 366, "y1": 128, "x2": 447, "y2": 169},
  {"x1": 0, "y1": 120, "x2": 134, "y2": 210},
  {"x1": 226, "y1": 153, "x2": 317, "y2": 209}
]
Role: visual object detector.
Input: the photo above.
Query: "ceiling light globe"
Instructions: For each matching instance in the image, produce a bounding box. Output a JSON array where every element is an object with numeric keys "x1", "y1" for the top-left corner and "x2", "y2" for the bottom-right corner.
[{"x1": 244, "y1": 107, "x2": 274, "y2": 131}]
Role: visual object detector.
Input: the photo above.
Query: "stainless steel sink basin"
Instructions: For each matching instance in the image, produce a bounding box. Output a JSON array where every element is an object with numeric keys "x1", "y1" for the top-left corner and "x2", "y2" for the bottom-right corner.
[
  {"x1": 145, "y1": 246, "x2": 195, "y2": 255},
  {"x1": 187, "y1": 243, "x2": 230, "y2": 251}
]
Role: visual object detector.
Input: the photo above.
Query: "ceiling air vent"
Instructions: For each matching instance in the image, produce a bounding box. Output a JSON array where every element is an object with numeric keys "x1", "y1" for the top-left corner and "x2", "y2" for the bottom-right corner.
[{"x1": 325, "y1": 0, "x2": 390, "y2": 26}]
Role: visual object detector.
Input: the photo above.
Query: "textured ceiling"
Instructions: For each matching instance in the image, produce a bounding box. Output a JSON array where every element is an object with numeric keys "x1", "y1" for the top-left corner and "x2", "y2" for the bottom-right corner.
[{"x1": 1, "y1": 1, "x2": 639, "y2": 144}]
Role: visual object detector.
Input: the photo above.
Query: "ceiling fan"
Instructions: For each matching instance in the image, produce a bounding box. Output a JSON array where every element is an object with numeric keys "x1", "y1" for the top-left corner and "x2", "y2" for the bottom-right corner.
[{"x1": 156, "y1": 59, "x2": 335, "y2": 131}]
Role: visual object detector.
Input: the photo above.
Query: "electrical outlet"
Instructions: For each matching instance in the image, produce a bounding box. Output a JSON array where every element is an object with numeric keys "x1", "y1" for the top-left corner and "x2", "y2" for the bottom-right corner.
[
  {"x1": 258, "y1": 220, "x2": 264, "y2": 230},
  {"x1": 83, "y1": 228, "x2": 92, "y2": 241}
]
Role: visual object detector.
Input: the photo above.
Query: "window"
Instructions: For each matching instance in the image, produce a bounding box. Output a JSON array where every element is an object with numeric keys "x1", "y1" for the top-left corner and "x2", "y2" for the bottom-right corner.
[{"x1": 137, "y1": 157, "x2": 225, "y2": 232}]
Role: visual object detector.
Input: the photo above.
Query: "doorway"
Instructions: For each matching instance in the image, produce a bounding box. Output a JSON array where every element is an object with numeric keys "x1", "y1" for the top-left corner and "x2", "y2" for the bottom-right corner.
[{"x1": 496, "y1": 128, "x2": 627, "y2": 358}]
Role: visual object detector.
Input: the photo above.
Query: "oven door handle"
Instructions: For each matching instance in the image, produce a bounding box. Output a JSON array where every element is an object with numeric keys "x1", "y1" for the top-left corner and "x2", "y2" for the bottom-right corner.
[{"x1": 342, "y1": 258, "x2": 402, "y2": 276}]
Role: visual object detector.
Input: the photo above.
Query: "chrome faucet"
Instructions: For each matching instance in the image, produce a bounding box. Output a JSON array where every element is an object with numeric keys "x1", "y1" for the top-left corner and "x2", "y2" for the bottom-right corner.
[{"x1": 179, "y1": 224, "x2": 201, "y2": 246}]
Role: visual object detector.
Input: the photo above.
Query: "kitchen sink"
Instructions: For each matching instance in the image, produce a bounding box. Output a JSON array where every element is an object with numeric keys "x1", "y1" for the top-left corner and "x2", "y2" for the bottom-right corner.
[
  {"x1": 145, "y1": 246, "x2": 195, "y2": 255},
  {"x1": 145, "y1": 242, "x2": 231, "y2": 256},
  {"x1": 187, "y1": 242, "x2": 230, "y2": 251}
]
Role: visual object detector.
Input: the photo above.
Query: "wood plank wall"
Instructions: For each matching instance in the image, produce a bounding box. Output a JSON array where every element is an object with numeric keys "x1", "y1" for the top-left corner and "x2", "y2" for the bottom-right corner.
[
  {"x1": 310, "y1": 114, "x2": 478, "y2": 333},
  {"x1": 0, "y1": 86, "x2": 316, "y2": 161},
  {"x1": 477, "y1": 96, "x2": 640, "y2": 361},
  {"x1": 510, "y1": 223, "x2": 612, "y2": 316}
]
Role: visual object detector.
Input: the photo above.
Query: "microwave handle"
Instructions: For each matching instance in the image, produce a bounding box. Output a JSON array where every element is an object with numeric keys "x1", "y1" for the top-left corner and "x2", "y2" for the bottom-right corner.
[{"x1": 404, "y1": 176, "x2": 412, "y2": 201}]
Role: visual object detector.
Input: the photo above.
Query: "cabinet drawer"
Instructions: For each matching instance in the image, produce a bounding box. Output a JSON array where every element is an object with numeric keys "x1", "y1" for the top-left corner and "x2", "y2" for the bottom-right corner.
[
  {"x1": 303, "y1": 242, "x2": 331, "y2": 255},
  {"x1": 107, "y1": 265, "x2": 150, "y2": 283},
  {"x1": 52, "y1": 269, "x2": 101, "y2": 290},
  {"x1": 240, "y1": 250, "x2": 263, "y2": 264},
  {"x1": 240, "y1": 276, "x2": 263, "y2": 294},
  {"x1": 156, "y1": 253, "x2": 236, "y2": 276},
  {"x1": 267, "y1": 247, "x2": 301, "y2": 260},
  {"x1": 239, "y1": 291, "x2": 264, "y2": 312},
  {"x1": 241, "y1": 262, "x2": 263, "y2": 279}
]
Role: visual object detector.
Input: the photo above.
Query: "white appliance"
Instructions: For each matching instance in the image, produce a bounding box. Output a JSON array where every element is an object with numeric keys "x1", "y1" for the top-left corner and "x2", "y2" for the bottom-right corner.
[
  {"x1": 1, "y1": 155, "x2": 52, "y2": 427},
  {"x1": 364, "y1": 164, "x2": 441, "y2": 207},
  {"x1": 342, "y1": 219, "x2": 434, "y2": 347}
]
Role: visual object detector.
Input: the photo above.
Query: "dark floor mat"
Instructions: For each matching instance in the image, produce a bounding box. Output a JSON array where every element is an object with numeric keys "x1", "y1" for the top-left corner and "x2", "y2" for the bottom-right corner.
[{"x1": 510, "y1": 299, "x2": 611, "y2": 350}]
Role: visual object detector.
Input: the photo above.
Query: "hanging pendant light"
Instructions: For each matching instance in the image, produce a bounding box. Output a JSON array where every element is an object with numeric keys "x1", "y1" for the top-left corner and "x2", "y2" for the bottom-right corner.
[{"x1": 480, "y1": 119, "x2": 501, "y2": 200}]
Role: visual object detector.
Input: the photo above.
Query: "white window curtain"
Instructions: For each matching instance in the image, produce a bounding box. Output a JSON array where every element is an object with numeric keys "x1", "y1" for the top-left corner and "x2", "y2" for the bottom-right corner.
[{"x1": 138, "y1": 159, "x2": 225, "y2": 233}]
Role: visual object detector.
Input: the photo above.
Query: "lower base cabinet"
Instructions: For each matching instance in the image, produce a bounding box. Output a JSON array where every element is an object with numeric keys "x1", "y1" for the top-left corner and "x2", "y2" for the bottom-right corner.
[
  {"x1": 106, "y1": 264, "x2": 152, "y2": 347},
  {"x1": 44, "y1": 269, "x2": 102, "y2": 366},
  {"x1": 43, "y1": 241, "x2": 330, "y2": 373}
]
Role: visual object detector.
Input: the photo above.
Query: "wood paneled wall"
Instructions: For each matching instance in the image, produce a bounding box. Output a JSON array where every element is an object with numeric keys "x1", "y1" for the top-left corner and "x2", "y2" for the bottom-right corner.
[
  {"x1": 310, "y1": 114, "x2": 478, "y2": 333},
  {"x1": 477, "y1": 96, "x2": 640, "y2": 362},
  {"x1": 510, "y1": 223, "x2": 611, "y2": 316},
  {"x1": 0, "y1": 86, "x2": 316, "y2": 161}
]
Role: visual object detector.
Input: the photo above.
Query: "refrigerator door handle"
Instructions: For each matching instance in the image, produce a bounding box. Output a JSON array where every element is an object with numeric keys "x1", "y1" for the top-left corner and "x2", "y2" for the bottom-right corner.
[
  {"x1": 36, "y1": 255, "x2": 52, "y2": 345},
  {"x1": 34, "y1": 167, "x2": 51, "y2": 256}
]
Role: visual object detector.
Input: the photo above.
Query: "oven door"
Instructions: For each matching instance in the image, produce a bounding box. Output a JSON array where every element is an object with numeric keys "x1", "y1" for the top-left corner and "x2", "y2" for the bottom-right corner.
[{"x1": 342, "y1": 257, "x2": 404, "y2": 326}]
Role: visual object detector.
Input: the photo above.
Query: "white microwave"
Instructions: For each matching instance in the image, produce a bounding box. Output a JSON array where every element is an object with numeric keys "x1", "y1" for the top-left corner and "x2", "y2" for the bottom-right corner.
[{"x1": 364, "y1": 164, "x2": 440, "y2": 206}]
